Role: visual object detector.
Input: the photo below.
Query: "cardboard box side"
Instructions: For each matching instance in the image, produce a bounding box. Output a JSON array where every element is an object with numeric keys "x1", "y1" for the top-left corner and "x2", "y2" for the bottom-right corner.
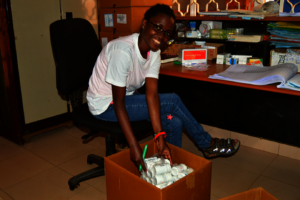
[
  {"x1": 105, "y1": 157, "x2": 162, "y2": 200},
  {"x1": 219, "y1": 187, "x2": 277, "y2": 200},
  {"x1": 106, "y1": 140, "x2": 212, "y2": 200},
  {"x1": 261, "y1": 188, "x2": 278, "y2": 200}
]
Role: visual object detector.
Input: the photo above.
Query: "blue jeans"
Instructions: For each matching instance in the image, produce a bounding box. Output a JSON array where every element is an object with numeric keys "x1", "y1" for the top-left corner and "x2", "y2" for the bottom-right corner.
[{"x1": 93, "y1": 93, "x2": 211, "y2": 148}]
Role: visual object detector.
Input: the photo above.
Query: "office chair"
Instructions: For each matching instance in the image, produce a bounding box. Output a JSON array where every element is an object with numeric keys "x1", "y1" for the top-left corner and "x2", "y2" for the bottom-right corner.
[{"x1": 50, "y1": 18, "x2": 153, "y2": 190}]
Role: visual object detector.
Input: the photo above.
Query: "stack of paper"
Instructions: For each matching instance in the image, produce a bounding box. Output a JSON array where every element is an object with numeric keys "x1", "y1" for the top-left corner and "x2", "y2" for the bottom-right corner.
[
  {"x1": 209, "y1": 63, "x2": 299, "y2": 91},
  {"x1": 267, "y1": 22, "x2": 300, "y2": 48}
]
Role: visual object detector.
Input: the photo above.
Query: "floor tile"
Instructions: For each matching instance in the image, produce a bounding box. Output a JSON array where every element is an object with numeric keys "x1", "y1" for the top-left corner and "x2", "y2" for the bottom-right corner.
[
  {"x1": 211, "y1": 161, "x2": 260, "y2": 198},
  {"x1": 4, "y1": 167, "x2": 89, "y2": 200},
  {"x1": 63, "y1": 126, "x2": 90, "y2": 140},
  {"x1": 250, "y1": 176, "x2": 300, "y2": 200},
  {"x1": 215, "y1": 146, "x2": 277, "y2": 175},
  {"x1": 28, "y1": 134, "x2": 97, "y2": 165},
  {"x1": 91, "y1": 176, "x2": 106, "y2": 194},
  {"x1": 23, "y1": 127, "x2": 78, "y2": 150},
  {"x1": 58, "y1": 148, "x2": 106, "y2": 186},
  {"x1": 279, "y1": 143, "x2": 300, "y2": 161},
  {"x1": 0, "y1": 151, "x2": 54, "y2": 189},
  {"x1": 181, "y1": 133, "x2": 204, "y2": 158},
  {"x1": 209, "y1": 127, "x2": 231, "y2": 139},
  {"x1": 231, "y1": 132, "x2": 279, "y2": 154},
  {"x1": 0, "y1": 190, "x2": 13, "y2": 200},
  {"x1": 68, "y1": 187, "x2": 107, "y2": 200},
  {"x1": 0, "y1": 136, "x2": 27, "y2": 161},
  {"x1": 263, "y1": 155, "x2": 300, "y2": 188}
]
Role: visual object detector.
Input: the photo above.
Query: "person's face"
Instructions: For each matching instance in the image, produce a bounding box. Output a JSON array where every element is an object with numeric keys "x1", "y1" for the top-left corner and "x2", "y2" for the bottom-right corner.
[{"x1": 141, "y1": 13, "x2": 175, "y2": 52}]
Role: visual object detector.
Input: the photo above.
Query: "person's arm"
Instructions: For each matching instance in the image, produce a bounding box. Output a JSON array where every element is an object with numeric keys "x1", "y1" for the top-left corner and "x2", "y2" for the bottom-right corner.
[
  {"x1": 145, "y1": 77, "x2": 173, "y2": 165},
  {"x1": 112, "y1": 85, "x2": 147, "y2": 172}
]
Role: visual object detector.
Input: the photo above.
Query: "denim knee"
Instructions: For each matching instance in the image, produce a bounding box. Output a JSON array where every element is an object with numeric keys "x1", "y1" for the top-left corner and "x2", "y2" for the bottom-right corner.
[{"x1": 161, "y1": 113, "x2": 183, "y2": 147}]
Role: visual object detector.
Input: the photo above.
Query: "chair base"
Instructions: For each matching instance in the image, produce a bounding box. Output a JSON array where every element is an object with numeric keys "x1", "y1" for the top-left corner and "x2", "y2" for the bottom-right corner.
[
  {"x1": 68, "y1": 134, "x2": 118, "y2": 191},
  {"x1": 68, "y1": 155, "x2": 104, "y2": 190}
]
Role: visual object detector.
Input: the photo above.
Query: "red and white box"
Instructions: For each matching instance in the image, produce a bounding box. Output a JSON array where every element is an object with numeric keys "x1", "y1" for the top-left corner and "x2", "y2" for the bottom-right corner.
[{"x1": 178, "y1": 48, "x2": 207, "y2": 66}]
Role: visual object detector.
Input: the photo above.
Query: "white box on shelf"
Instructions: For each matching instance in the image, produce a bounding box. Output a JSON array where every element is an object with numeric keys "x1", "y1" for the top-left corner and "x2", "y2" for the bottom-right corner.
[
  {"x1": 232, "y1": 55, "x2": 252, "y2": 64},
  {"x1": 217, "y1": 53, "x2": 231, "y2": 64}
]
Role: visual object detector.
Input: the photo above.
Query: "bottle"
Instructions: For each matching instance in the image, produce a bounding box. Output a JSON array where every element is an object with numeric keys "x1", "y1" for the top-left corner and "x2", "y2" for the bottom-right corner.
[{"x1": 190, "y1": 0, "x2": 197, "y2": 16}]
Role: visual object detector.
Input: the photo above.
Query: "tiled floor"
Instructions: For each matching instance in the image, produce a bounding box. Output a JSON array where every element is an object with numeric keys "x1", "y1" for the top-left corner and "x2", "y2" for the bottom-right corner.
[{"x1": 1, "y1": 125, "x2": 300, "y2": 200}]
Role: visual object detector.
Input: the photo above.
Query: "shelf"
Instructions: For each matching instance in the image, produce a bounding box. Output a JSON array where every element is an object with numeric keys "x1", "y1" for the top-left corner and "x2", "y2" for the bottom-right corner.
[
  {"x1": 176, "y1": 15, "x2": 300, "y2": 22},
  {"x1": 175, "y1": 37, "x2": 269, "y2": 45}
]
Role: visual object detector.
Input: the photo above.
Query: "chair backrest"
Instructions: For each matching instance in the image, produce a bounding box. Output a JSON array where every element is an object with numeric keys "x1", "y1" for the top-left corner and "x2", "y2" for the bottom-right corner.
[{"x1": 50, "y1": 18, "x2": 101, "y2": 95}]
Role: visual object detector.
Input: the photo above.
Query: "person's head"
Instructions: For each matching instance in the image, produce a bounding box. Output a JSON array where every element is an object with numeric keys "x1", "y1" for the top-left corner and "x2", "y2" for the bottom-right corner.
[{"x1": 139, "y1": 4, "x2": 176, "y2": 52}]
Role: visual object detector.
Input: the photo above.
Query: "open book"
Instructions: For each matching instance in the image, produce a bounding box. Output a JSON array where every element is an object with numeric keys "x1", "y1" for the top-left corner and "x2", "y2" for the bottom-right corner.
[{"x1": 209, "y1": 63, "x2": 300, "y2": 91}]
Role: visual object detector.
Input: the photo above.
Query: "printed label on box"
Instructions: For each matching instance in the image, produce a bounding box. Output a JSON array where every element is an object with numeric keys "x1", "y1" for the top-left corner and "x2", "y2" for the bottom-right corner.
[
  {"x1": 104, "y1": 14, "x2": 114, "y2": 27},
  {"x1": 117, "y1": 14, "x2": 127, "y2": 24},
  {"x1": 101, "y1": 37, "x2": 108, "y2": 47},
  {"x1": 184, "y1": 50, "x2": 206, "y2": 60}
]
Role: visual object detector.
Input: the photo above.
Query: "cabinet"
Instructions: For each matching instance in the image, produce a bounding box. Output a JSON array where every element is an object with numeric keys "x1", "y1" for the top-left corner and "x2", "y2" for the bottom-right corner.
[{"x1": 175, "y1": 16, "x2": 300, "y2": 66}]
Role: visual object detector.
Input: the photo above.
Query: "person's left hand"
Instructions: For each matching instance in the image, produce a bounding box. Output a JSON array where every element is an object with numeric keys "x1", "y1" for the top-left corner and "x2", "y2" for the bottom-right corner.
[{"x1": 155, "y1": 135, "x2": 173, "y2": 166}]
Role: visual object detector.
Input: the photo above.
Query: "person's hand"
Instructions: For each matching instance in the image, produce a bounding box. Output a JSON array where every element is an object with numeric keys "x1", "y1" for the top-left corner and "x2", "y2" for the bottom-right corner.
[
  {"x1": 155, "y1": 135, "x2": 173, "y2": 166},
  {"x1": 129, "y1": 142, "x2": 147, "y2": 172}
]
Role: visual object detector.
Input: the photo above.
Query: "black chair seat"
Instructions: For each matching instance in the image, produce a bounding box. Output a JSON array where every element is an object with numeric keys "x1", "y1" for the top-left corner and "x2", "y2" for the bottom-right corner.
[{"x1": 72, "y1": 103, "x2": 152, "y2": 139}]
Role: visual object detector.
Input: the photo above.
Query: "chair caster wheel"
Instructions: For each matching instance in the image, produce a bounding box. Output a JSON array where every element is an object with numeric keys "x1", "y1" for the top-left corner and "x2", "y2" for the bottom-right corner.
[{"x1": 69, "y1": 182, "x2": 79, "y2": 191}]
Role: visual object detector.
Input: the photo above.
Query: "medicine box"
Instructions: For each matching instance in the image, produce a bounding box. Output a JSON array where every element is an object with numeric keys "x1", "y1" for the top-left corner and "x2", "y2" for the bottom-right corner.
[
  {"x1": 231, "y1": 55, "x2": 252, "y2": 65},
  {"x1": 178, "y1": 48, "x2": 207, "y2": 66},
  {"x1": 219, "y1": 187, "x2": 277, "y2": 200},
  {"x1": 217, "y1": 53, "x2": 231, "y2": 64},
  {"x1": 104, "y1": 140, "x2": 212, "y2": 200}
]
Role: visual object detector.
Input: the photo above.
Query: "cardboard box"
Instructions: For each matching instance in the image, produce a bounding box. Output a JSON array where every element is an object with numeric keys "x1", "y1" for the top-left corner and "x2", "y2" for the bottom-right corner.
[
  {"x1": 205, "y1": 43, "x2": 225, "y2": 60},
  {"x1": 99, "y1": 7, "x2": 150, "y2": 32},
  {"x1": 99, "y1": 0, "x2": 172, "y2": 8},
  {"x1": 99, "y1": 31, "x2": 132, "y2": 47},
  {"x1": 219, "y1": 187, "x2": 277, "y2": 200},
  {"x1": 270, "y1": 48, "x2": 300, "y2": 72},
  {"x1": 104, "y1": 140, "x2": 212, "y2": 200},
  {"x1": 162, "y1": 42, "x2": 199, "y2": 55}
]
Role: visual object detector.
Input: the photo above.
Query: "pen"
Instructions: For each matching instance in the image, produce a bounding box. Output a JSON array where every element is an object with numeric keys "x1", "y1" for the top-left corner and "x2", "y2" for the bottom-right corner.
[{"x1": 139, "y1": 144, "x2": 148, "y2": 172}]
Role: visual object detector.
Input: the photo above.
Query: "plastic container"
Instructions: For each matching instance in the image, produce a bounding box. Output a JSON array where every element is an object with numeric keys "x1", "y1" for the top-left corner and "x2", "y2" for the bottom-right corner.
[
  {"x1": 154, "y1": 164, "x2": 171, "y2": 176},
  {"x1": 195, "y1": 41, "x2": 206, "y2": 46},
  {"x1": 171, "y1": 164, "x2": 187, "y2": 176}
]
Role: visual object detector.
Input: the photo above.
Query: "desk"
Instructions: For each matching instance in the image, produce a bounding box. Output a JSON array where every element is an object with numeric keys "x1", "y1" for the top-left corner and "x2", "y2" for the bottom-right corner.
[
  {"x1": 160, "y1": 62, "x2": 300, "y2": 97},
  {"x1": 158, "y1": 62, "x2": 300, "y2": 147}
]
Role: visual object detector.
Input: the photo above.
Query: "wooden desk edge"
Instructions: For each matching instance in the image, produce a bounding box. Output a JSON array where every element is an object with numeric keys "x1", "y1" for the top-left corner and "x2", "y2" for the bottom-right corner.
[{"x1": 160, "y1": 63, "x2": 300, "y2": 97}]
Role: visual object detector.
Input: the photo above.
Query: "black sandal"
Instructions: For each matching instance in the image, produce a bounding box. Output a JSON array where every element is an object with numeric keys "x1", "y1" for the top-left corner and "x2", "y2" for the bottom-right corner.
[{"x1": 202, "y1": 138, "x2": 240, "y2": 159}]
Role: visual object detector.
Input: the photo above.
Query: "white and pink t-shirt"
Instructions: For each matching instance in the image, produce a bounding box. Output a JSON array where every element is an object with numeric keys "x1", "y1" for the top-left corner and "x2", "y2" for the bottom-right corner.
[{"x1": 87, "y1": 33, "x2": 161, "y2": 115}]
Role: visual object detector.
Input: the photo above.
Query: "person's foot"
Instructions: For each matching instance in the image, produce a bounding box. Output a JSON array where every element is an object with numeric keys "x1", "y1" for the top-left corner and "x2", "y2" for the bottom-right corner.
[
  {"x1": 209, "y1": 138, "x2": 238, "y2": 148},
  {"x1": 203, "y1": 138, "x2": 240, "y2": 159}
]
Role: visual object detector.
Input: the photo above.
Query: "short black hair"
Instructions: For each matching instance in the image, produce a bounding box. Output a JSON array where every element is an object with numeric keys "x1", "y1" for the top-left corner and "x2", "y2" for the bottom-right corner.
[{"x1": 144, "y1": 4, "x2": 176, "y2": 22}]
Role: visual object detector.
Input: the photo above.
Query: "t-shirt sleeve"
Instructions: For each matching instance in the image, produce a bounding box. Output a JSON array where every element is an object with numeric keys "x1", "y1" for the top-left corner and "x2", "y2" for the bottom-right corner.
[
  {"x1": 105, "y1": 49, "x2": 133, "y2": 87},
  {"x1": 146, "y1": 51, "x2": 161, "y2": 79}
]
